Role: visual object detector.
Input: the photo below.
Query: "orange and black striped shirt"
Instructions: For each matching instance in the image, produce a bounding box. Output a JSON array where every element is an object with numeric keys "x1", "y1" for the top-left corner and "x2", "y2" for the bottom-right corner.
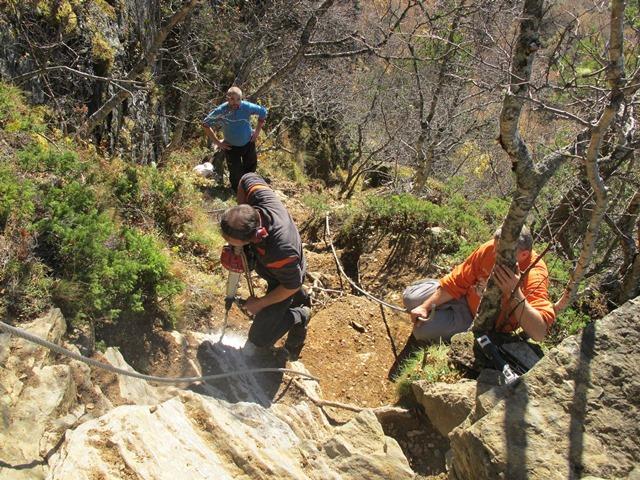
[{"x1": 237, "y1": 173, "x2": 305, "y2": 290}]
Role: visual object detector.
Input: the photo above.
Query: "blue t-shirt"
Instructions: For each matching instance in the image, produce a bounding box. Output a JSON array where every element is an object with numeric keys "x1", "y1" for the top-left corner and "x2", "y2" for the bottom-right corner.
[{"x1": 203, "y1": 100, "x2": 268, "y2": 147}]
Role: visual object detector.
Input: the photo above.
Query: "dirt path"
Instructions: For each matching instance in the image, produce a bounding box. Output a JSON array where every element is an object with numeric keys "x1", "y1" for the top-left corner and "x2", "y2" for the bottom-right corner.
[{"x1": 300, "y1": 295, "x2": 411, "y2": 407}]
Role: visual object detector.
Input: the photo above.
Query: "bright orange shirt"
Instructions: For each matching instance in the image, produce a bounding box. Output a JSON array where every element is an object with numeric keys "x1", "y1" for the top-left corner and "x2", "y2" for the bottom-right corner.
[{"x1": 439, "y1": 240, "x2": 556, "y2": 333}]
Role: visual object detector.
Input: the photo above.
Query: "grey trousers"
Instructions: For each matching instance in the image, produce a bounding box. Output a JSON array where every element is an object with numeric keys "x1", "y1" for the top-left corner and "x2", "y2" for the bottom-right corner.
[{"x1": 403, "y1": 279, "x2": 473, "y2": 342}]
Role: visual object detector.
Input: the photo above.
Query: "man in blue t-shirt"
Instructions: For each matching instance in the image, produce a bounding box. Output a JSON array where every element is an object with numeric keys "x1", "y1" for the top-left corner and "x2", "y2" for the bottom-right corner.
[{"x1": 202, "y1": 87, "x2": 268, "y2": 192}]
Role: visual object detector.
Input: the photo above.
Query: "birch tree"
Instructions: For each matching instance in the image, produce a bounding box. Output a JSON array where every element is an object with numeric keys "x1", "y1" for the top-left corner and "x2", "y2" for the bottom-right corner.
[{"x1": 473, "y1": 0, "x2": 636, "y2": 331}]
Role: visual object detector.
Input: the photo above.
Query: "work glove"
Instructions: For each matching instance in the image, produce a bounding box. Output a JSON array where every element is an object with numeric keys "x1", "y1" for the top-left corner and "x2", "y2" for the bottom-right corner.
[{"x1": 220, "y1": 245, "x2": 244, "y2": 272}]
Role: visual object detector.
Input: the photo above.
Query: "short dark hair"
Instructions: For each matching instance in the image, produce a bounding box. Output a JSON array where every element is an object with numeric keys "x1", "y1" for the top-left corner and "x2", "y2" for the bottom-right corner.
[
  {"x1": 493, "y1": 224, "x2": 533, "y2": 252},
  {"x1": 220, "y1": 205, "x2": 258, "y2": 241}
]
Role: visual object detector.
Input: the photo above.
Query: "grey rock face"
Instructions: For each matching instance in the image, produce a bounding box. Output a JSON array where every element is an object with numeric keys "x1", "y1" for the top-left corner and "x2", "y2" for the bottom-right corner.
[
  {"x1": 1, "y1": 310, "x2": 414, "y2": 480},
  {"x1": 412, "y1": 380, "x2": 476, "y2": 437},
  {"x1": 449, "y1": 298, "x2": 640, "y2": 480}
]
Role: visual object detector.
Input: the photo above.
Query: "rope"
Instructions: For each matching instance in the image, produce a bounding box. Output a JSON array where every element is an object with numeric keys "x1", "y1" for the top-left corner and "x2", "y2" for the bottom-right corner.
[
  {"x1": 324, "y1": 214, "x2": 408, "y2": 313},
  {"x1": 0, "y1": 321, "x2": 319, "y2": 384}
]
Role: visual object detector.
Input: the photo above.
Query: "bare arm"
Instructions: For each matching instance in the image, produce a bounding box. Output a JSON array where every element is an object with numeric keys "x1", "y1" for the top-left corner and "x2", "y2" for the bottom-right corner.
[
  {"x1": 410, "y1": 286, "x2": 454, "y2": 324},
  {"x1": 202, "y1": 124, "x2": 230, "y2": 150},
  {"x1": 508, "y1": 288, "x2": 547, "y2": 341},
  {"x1": 250, "y1": 117, "x2": 266, "y2": 142}
]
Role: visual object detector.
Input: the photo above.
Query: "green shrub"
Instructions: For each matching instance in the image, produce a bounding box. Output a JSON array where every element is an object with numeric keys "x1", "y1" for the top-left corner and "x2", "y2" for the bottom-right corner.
[
  {"x1": 17, "y1": 142, "x2": 86, "y2": 175},
  {"x1": 0, "y1": 256, "x2": 53, "y2": 320},
  {"x1": 0, "y1": 163, "x2": 36, "y2": 228},
  {"x1": 545, "y1": 307, "x2": 591, "y2": 346},
  {"x1": 37, "y1": 180, "x2": 183, "y2": 323},
  {"x1": 394, "y1": 344, "x2": 462, "y2": 403},
  {"x1": 301, "y1": 192, "x2": 331, "y2": 216},
  {"x1": 336, "y1": 193, "x2": 463, "y2": 270}
]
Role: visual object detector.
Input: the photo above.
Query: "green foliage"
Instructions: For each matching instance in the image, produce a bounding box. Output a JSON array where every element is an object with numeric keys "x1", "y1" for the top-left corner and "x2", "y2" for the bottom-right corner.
[
  {"x1": 36, "y1": 179, "x2": 183, "y2": 322},
  {"x1": 0, "y1": 83, "x2": 194, "y2": 328},
  {"x1": 17, "y1": 142, "x2": 86, "y2": 175},
  {"x1": 0, "y1": 163, "x2": 36, "y2": 228},
  {"x1": 394, "y1": 344, "x2": 461, "y2": 403},
  {"x1": 112, "y1": 163, "x2": 224, "y2": 254},
  {"x1": 0, "y1": 257, "x2": 53, "y2": 319},
  {"x1": 339, "y1": 192, "x2": 487, "y2": 247},
  {"x1": 113, "y1": 165, "x2": 141, "y2": 207},
  {"x1": 301, "y1": 192, "x2": 331, "y2": 217},
  {"x1": 0, "y1": 83, "x2": 46, "y2": 133},
  {"x1": 546, "y1": 307, "x2": 591, "y2": 346}
]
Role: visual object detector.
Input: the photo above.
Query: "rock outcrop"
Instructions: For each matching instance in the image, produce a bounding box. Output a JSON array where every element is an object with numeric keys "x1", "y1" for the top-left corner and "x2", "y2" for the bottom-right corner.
[
  {"x1": 48, "y1": 394, "x2": 412, "y2": 480},
  {"x1": 412, "y1": 380, "x2": 476, "y2": 437},
  {"x1": 0, "y1": 310, "x2": 414, "y2": 480},
  {"x1": 0, "y1": 310, "x2": 113, "y2": 480},
  {"x1": 449, "y1": 297, "x2": 640, "y2": 480}
]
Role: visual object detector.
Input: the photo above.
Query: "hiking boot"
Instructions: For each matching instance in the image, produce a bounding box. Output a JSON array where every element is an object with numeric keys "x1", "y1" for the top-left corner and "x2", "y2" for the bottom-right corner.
[{"x1": 282, "y1": 343, "x2": 304, "y2": 362}]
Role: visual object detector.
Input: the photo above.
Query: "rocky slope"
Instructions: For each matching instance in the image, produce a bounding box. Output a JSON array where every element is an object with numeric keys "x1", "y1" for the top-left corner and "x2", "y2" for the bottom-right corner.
[
  {"x1": 0, "y1": 309, "x2": 414, "y2": 480},
  {"x1": 412, "y1": 297, "x2": 640, "y2": 480}
]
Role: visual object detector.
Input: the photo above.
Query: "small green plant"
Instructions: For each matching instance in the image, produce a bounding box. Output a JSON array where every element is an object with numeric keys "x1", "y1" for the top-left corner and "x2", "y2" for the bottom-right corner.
[
  {"x1": 394, "y1": 343, "x2": 462, "y2": 404},
  {"x1": 17, "y1": 142, "x2": 86, "y2": 175},
  {"x1": 94, "y1": 339, "x2": 108, "y2": 353},
  {"x1": 547, "y1": 307, "x2": 591, "y2": 344},
  {"x1": 302, "y1": 192, "x2": 331, "y2": 216},
  {"x1": 0, "y1": 163, "x2": 36, "y2": 228}
]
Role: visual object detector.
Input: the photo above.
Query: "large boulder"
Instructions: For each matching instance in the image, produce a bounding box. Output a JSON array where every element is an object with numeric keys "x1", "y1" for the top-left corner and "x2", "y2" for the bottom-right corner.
[
  {"x1": 0, "y1": 310, "x2": 79, "y2": 480},
  {"x1": 412, "y1": 380, "x2": 476, "y2": 437},
  {"x1": 449, "y1": 297, "x2": 640, "y2": 480},
  {"x1": 2, "y1": 311, "x2": 415, "y2": 480},
  {"x1": 47, "y1": 390, "x2": 413, "y2": 480}
]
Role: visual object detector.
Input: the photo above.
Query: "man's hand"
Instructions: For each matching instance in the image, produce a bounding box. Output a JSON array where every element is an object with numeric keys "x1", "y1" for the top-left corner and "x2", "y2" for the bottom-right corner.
[
  {"x1": 216, "y1": 140, "x2": 231, "y2": 151},
  {"x1": 493, "y1": 264, "x2": 521, "y2": 296},
  {"x1": 220, "y1": 246, "x2": 244, "y2": 272},
  {"x1": 243, "y1": 296, "x2": 264, "y2": 316},
  {"x1": 410, "y1": 303, "x2": 430, "y2": 326}
]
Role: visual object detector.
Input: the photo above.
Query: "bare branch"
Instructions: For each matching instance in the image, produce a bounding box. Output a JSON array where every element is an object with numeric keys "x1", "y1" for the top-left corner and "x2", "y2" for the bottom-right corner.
[
  {"x1": 555, "y1": 0, "x2": 627, "y2": 314},
  {"x1": 76, "y1": 0, "x2": 200, "y2": 138}
]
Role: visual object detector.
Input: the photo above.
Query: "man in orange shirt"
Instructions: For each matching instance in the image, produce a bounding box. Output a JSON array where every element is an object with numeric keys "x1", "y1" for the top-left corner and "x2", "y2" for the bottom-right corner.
[{"x1": 403, "y1": 226, "x2": 555, "y2": 345}]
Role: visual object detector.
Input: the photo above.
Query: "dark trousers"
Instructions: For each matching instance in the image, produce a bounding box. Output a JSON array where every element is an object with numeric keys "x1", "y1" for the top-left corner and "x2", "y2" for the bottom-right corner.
[
  {"x1": 225, "y1": 141, "x2": 257, "y2": 192},
  {"x1": 247, "y1": 264, "x2": 310, "y2": 348}
]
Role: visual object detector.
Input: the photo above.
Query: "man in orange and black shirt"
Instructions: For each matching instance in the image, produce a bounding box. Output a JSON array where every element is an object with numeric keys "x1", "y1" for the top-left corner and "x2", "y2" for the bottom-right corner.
[
  {"x1": 403, "y1": 226, "x2": 555, "y2": 343},
  {"x1": 219, "y1": 173, "x2": 310, "y2": 359}
]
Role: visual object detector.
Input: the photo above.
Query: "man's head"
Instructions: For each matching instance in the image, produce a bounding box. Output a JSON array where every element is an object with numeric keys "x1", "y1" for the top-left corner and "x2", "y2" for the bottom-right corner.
[
  {"x1": 226, "y1": 86, "x2": 243, "y2": 110},
  {"x1": 220, "y1": 204, "x2": 259, "y2": 246},
  {"x1": 493, "y1": 225, "x2": 533, "y2": 262}
]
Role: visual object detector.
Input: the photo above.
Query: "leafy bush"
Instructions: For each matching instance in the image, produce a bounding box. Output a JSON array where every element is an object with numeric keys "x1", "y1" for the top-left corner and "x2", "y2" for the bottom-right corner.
[
  {"x1": 546, "y1": 307, "x2": 591, "y2": 346},
  {"x1": 0, "y1": 84, "x2": 191, "y2": 329},
  {"x1": 335, "y1": 193, "x2": 464, "y2": 274},
  {"x1": 302, "y1": 192, "x2": 331, "y2": 216},
  {"x1": 36, "y1": 179, "x2": 183, "y2": 323},
  {"x1": 17, "y1": 142, "x2": 86, "y2": 175},
  {"x1": 340, "y1": 193, "x2": 495, "y2": 244},
  {"x1": 0, "y1": 163, "x2": 36, "y2": 228}
]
